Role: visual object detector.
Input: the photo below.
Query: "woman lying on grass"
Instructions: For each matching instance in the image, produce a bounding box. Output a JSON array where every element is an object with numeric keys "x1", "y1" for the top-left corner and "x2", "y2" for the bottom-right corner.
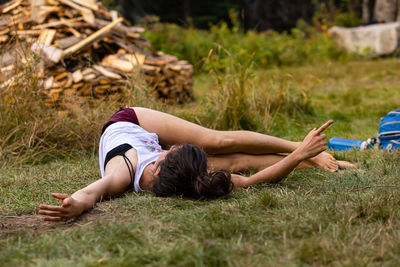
[{"x1": 39, "y1": 107, "x2": 356, "y2": 221}]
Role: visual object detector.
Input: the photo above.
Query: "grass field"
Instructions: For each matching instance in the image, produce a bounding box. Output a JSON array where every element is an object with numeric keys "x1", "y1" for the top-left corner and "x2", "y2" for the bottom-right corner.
[{"x1": 1, "y1": 58, "x2": 400, "y2": 266}]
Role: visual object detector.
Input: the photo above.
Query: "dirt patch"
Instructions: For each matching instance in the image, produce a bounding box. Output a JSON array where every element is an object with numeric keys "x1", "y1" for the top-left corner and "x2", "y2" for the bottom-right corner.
[{"x1": 0, "y1": 202, "x2": 131, "y2": 239}]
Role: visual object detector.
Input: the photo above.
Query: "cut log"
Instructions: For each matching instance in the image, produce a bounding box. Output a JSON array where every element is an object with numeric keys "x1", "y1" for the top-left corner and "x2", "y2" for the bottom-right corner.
[
  {"x1": 50, "y1": 80, "x2": 62, "y2": 88},
  {"x1": 66, "y1": 26, "x2": 82, "y2": 37},
  {"x1": 126, "y1": 32, "x2": 140, "y2": 39},
  {"x1": 0, "y1": 35, "x2": 8, "y2": 42},
  {"x1": 101, "y1": 53, "x2": 145, "y2": 72},
  {"x1": 64, "y1": 76, "x2": 73, "y2": 88},
  {"x1": 111, "y1": 36, "x2": 135, "y2": 53},
  {"x1": 95, "y1": 18, "x2": 144, "y2": 37},
  {"x1": 94, "y1": 84, "x2": 109, "y2": 94},
  {"x1": 142, "y1": 64, "x2": 159, "y2": 74},
  {"x1": 58, "y1": 0, "x2": 95, "y2": 25},
  {"x1": 109, "y1": 10, "x2": 118, "y2": 21},
  {"x1": 17, "y1": 22, "x2": 23, "y2": 30},
  {"x1": 38, "y1": 29, "x2": 56, "y2": 46},
  {"x1": 124, "y1": 53, "x2": 146, "y2": 65},
  {"x1": 72, "y1": 69, "x2": 83, "y2": 82},
  {"x1": 62, "y1": 17, "x2": 123, "y2": 58},
  {"x1": 9, "y1": 14, "x2": 30, "y2": 25},
  {"x1": 47, "y1": 0, "x2": 58, "y2": 5},
  {"x1": 93, "y1": 65, "x2": 122, "y2": 79},
  {"x1": 31, "y1": 6, "x2": 61, "y2": 24},
  {"x1": 0, "y1": 14, "x2": 12, "y2": 26},
  {"x1": 32, "y1": 17, "x2": 83, "y2": 30},
  {"x1": 43, "y1": 76, "x2": 54, "y2": 89},
  {"x1": 54, "y1": 35, "x2": 82, "y2": 49},
  {"x1": 99, "y1": 79, "x2": 111, "y2": 84},
  {"x1": 12, "y1": 30, "x2": 42, "y2": 36},
  {"x1": 78, "y1": 84, "x2": 92, "y2": 96},
  {"x1": 55, "y1": 72, "x2": 68, "y2": 81},
  {"x1": 48, "y1": 88, "x2": 62, "y2": 102},
  {"x1": 30, "y1": 0, "x2": 47, "y2": 8},
  {"x1": 131, "y1": 26, "x2": 145, "y2": 33},
  {"x1": 10, "y1": 12, "x2": 23, "y2": 20},
  {"x1": 144, "y1": 58, "x2": 167, "y2": 66},
  {"x1": 31, "y1": 42, "x2": 64, "y2": 63},
  {"x1": 1, "y1": 0, "x2": 22, "y2": 14},
  {"x1": 70, "y1": 0, "x2": 98, "y2": 11},
  {"x1": 63, "y1": 8, "x2": 75, "y2": 18},
  {"x1": 72, "y1": 82, "x2": 83, "y2": 90},
  {"x1": 82, "y1": 68, "x2": 94, "y2": 75},
  {"x1": 83, "y1": 73, "x2": 96, "y2": 81}
]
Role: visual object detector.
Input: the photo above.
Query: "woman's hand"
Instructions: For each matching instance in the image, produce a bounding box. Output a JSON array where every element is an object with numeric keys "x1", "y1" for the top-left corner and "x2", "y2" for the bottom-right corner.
[
  {"x1": 296, "y1": 120, "x2": 333, "y2": 160},
  {"x1": 233, "y1": 120, "x2": 334, "y2": 187},
  {"x1": 39, "y1": 193, "x2": 86, "y2": 221},
  {"x1": 39, "y1": 173, "x2": 131, "y2": 222}
]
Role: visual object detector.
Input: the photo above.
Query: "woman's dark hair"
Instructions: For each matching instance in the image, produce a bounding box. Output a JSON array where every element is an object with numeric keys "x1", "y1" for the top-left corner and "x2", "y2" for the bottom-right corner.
[{"x1": 152, "y1": 144, "x2": 233, "y2": 199}]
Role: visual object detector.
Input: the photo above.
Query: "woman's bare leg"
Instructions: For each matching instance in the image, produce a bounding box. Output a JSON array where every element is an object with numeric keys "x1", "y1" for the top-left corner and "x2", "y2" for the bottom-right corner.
[
  {"x1": 208, "y1": 153, "x2": 355, "y2": 173},
  {"x1": 134, "y1": 107, "x2": 349, "y2": 171},
  {"x1": 208, "y1": 153, "x2": 316, "y2": 172},
  {"x1": 136, "y1": 107, "x2": 299, "y2": 154}
]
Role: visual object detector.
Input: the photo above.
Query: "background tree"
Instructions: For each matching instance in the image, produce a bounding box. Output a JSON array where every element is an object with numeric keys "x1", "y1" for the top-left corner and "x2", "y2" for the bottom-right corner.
[
  {"x1": 243, "y1": 0, "x2": 314, "y2": 32},
  {"x1": 374, "y1": 0, "x2": 400, "y2": 22}
]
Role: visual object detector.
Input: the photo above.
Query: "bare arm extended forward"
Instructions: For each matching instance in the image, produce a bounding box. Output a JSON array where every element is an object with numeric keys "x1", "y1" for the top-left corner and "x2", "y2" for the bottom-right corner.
[
  {"x1": 231, "y1": 120, "x2": 333, "y2": 187},
  {"x1": 39, "y1": 173, "x2": 130, "y2": 221}
]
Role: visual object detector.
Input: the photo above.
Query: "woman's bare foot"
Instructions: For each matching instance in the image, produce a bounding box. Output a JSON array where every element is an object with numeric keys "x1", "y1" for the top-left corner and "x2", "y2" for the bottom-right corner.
[
  {"x1": 308, "y1": 152, "x2": 358, "y2": 172},
  {"x1": 337, "y1": 160, "x2": 358, "y2": 169},
  {"x1": 308, "y1": 152, "x2": 339, "y2": 172}
]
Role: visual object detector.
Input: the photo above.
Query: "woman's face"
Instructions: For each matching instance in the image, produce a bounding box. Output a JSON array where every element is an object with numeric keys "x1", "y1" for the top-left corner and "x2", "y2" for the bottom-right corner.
[{"x1": 153, "y1": 145, "x2": 180, "y2": 177}]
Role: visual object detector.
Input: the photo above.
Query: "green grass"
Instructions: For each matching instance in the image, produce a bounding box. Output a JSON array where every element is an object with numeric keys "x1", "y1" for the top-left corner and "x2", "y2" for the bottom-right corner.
[{"x1": 1, "y1": 58, "x2": 400, "y2": 265}]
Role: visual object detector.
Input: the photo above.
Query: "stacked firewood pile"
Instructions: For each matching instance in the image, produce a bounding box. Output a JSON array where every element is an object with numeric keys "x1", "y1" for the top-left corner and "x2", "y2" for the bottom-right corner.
[{"x1": 0, "y1": 0, "x2": 194, "y2": 105}]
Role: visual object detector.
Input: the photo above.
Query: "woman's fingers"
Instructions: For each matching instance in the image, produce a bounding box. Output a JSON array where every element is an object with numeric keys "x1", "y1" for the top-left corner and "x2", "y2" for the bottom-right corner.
[
  {"x1": 39, "y1": 205, "x2": 68, "y2": 219},
  {"x1": 51, "y1": 193, "x2": 69, "y2": 200},
  {"x1": 62, "y1": 197, "x2": 73, "y2": 207},
  {"x1": 39, "y1": 204, "x2": 65, "y2": 212},
  {"x1": 39, "y1": 194, "x2": 75, "y2": 222},
  {"x1": 300, "y1": 121, "x2": 333, "y2": 159},
  {"x1": 38, "y1": 210, "x2": 65, "y2": 217},
  {"x1": 315, "y1": 120, "x2": 333, "y2": 135}
]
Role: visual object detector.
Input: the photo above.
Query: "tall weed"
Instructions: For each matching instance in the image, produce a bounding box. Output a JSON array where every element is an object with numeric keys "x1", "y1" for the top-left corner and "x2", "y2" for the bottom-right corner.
[
  {"x1": 203, "y1": 47, "x2": 259, "y2": 130},
  {"x1": 201, "y1": 48, "x2": 314, "y2": 132}
]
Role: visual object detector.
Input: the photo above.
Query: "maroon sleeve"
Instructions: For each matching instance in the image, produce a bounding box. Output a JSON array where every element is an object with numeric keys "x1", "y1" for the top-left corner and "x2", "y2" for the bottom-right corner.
[{"x1": 102, "y1": 107, "x2": 140, "y2": 134}]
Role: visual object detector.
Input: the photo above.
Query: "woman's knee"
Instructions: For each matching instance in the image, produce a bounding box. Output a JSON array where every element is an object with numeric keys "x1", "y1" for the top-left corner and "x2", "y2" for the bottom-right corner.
[
  {"x1": 208, "y1": 153, "x2": 245, "y2": 172},
  {"x1": 201, "y1": 131, "x2": 235, "y2": 154},
  {"x1": 229, "y1": 154, "x2": 247, "y2": 172}
]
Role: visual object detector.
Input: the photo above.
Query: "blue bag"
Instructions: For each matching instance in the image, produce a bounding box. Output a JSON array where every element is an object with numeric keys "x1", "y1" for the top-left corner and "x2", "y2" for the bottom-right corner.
[{"x1": 377, "y1": 109, "x2": 400, "y2": 151}]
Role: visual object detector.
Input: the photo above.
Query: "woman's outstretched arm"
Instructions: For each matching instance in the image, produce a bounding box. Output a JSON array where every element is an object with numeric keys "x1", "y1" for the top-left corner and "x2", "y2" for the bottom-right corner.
[
  {"x1": 38, "y1": 151, "x2": 136, "y2": 221},
  {"x1": 38, "y1": 174, "x2": 130, "y2": 221},
  {"x1": 232, "y1": 120, "x2": 332, "y2": 188}
]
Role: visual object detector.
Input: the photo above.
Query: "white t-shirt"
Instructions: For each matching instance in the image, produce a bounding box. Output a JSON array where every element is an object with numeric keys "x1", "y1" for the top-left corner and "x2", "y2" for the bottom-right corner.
[{"x1": 99, "y1": 122, "x2": 163, "y2": 192}]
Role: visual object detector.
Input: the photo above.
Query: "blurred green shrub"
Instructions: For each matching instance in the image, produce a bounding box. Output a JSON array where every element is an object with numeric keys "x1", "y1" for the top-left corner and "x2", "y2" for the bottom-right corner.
[
  {"x1": 312, "y1": 0, "x2": 363, "y2": 28},
  {"x1": 143, "y1": 12, "x2": 354, "y2": 73}
]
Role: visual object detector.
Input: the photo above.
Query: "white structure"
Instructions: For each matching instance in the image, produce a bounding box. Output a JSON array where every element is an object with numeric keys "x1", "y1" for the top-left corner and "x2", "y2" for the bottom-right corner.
[{"x1": 328, "y1": 22, "x2": 400, "y2": 56}]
